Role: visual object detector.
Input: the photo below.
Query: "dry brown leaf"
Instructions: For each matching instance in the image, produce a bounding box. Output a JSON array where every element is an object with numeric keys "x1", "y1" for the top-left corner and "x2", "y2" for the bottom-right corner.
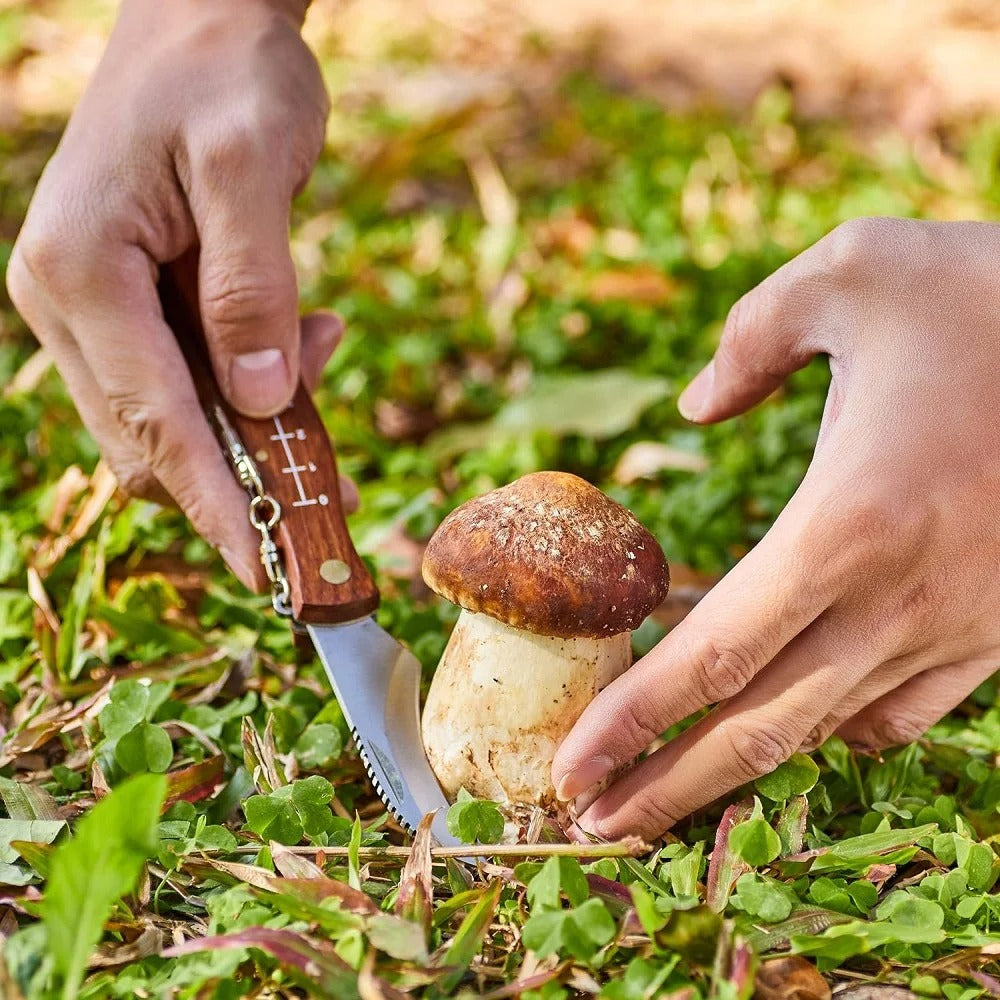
[
  {"x1": 395, "y1": 812, "x2": 435, "y2": 939},
  {"x1": 754, "y1": 956, "x2": 830, "y2": 1000},
  {"x1": 91, "y1": 758, "x2": 111, "y2": 798},
  {"x1": 468, "y1": 150, "x2": 517, "y2": 230},
  {"x1": 185, "y1": 858, "x2": 281, "y2": 892},
  {"x1": 487, "y1": 269, "x2": 529, "y2": 341},
  {"x1": 613, "y1": 441, "x2": 709, "y2": 483},
  {"x1": 0, "y1": 678, "x2": 114, "y2": 768},
  {"x1": 481, "y1": 964, "x2": 569, "y2": 999},
  {"x1": 864, "y1": 863, "x2": 897, "y2": 889},
  {"x1": 44, "y1": 465, "x2": 91, "y2": 534},
  {"x1": 35, "y1": 460, "x2": 117, "y2": 572},
  {"x1": 91, "y1": 922, "x2": 164, "y2": 969},
  {"x1": 25, "y1": 567, "x2": 60, "y2": 636},
  {"x1": 568, "y1": 968, "x2": 602, "y2": 993},
  {"x1": 585, "y1": 266, "x2": 677, "y2": 305},
  {"x1": 833, "y1": 988, "x2": 917, "y2": 1000},
  {"x1": 533, "y1": 212, "x2": 597, "y2": 260},
  {"x1": 271, "y1": 842, "x2": 328, "y2": 880},
  {"x1": 3, "y1": 348, "x2": 52, "y2": 398},
  {"x1": 242, "y1": 716, "x2": 285, "y2": 793}
]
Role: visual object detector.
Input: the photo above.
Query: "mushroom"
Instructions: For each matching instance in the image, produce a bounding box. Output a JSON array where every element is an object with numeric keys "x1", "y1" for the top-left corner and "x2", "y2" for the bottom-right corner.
[{"x1": 421, "y1": 471, "x2": 670, "y2": 809}]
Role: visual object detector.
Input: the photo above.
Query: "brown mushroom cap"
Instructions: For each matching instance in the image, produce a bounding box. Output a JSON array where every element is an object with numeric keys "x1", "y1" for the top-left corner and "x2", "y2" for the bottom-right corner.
[{"x1": 422, "y1": 471, "x2": 670, "y2": 638}]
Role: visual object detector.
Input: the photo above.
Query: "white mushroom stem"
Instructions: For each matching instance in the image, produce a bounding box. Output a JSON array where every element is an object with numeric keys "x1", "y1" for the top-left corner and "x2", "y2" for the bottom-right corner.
[{"x1": 421, "y1": 610, "x2": 631, "y2": 808}]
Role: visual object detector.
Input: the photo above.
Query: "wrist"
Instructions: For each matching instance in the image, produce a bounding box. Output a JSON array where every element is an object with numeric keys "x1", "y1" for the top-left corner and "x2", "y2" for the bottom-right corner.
[
  {"x1": 120, "y1": 0, "x2": 312, "y2": 30},
  {"x1": 260, "y1": 0, "x2": 312, "y2": 26}
]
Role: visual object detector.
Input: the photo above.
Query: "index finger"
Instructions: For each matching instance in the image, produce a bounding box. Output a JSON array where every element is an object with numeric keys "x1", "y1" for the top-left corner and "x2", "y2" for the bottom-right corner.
[
  {"x1": 60, "y1": 244, "x2": 263, "y2": 587},
  {"x1": 574, "y1": 612, "x2": 877, "y2": 841},
  {"x1": 551, "y1": 485, "x2": 840, "y2": 803}
]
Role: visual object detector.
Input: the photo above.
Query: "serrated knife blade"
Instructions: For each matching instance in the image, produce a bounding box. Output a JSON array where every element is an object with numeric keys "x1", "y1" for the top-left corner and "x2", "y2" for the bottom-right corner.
[{"x1": 307, "y1": 617, "x2": 459, "y2": 847}]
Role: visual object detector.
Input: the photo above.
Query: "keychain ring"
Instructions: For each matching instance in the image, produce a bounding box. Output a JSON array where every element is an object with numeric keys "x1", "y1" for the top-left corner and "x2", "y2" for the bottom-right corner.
[{"x1": 249, "y1": 494, "x2": 280, "y2": 530}]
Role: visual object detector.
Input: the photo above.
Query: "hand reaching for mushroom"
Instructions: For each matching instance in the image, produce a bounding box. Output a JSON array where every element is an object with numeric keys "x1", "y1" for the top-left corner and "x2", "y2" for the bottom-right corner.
[{"x1": 553, "y1": 218, "x2": 1000, "y2": 842}]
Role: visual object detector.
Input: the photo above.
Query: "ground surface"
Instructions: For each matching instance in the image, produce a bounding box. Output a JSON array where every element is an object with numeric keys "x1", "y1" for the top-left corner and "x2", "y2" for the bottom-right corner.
[{"x1": 2, "y1": 2, "x2": 1000, "y2": 999}]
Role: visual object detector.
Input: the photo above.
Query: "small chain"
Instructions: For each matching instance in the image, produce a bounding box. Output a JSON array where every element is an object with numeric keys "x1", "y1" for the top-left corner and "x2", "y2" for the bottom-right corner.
[{"x1": 213, "y1": 405, "x2": 293, "y2": 617}]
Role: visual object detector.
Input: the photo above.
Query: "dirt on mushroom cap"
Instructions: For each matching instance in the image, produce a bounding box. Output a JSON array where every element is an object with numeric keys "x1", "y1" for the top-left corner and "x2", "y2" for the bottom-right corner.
[{"x1": 422, "y1": 471, "x2": 670, "y2": 638}]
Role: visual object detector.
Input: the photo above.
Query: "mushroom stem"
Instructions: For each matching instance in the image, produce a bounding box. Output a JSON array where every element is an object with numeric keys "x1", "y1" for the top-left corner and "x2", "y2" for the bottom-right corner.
[{"x1": 421, "y1": 609, "x2": 631, "y2": 808}]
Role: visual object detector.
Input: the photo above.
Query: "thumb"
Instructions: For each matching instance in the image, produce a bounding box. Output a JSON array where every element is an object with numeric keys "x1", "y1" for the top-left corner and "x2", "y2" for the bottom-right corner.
[
  {"x1": 196, "y1": 192, "x2": 300, "y2": 418},
  {"x1": 678, "y1": 266, "x2": 822, "y2": 424}
]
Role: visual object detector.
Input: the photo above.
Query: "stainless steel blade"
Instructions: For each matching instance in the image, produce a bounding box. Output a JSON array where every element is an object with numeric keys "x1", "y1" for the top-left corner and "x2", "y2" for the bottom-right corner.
[{"x1": 307, "y1": 617, "x2": 460, "y2": 848}]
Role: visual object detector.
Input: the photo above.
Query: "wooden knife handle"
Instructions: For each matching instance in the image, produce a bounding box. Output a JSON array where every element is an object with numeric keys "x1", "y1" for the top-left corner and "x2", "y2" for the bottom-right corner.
[{"x1": 159, "y1": 263, "x2": 379, "y2": 625}]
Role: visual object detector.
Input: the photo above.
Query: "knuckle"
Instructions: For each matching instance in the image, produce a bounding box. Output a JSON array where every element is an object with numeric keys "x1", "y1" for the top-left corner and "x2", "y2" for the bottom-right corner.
[
  {"x1": 9, "y1": 232, "x2": 63, "y2": 299},
  {"x1": 588, "y1": 787, "x2": 684, "y2": 842},
  {"x1": 111, "y1": 461, "x2": 161, "y2": 502},
  {"x1": 11, "y1": 220, "x2": 108, "y2": 306},
  {"x1": 618, "y1": 697, "x2": 666, "y2": 755},
  {"x1": 847, "y1": 499, "x2": 896, "y2": 554},
  {"x1": 196, "y1": 114, "x2": 265, "y2": 174},
  {"x1": 200, "y1": 263, "x2": 295, "y2": 335},
  {"x1": 5, "y1": 245, "x2": 38, "y2": 316},
  {"x1": 824, "y1": 492, "x2": 931, "y2": 592},
  {"x1": 105, "y1": 391, "x2": 195, "y2": 497},
  {"x1": 107, "y1": 385, "x2": 164, "y2": 447},
  {"x1": 825, "y1": 496, "x2": 901, "y2": 568},
  {"x1": 894, "y1": 572, "x2": 948, "y2": 635},
  {"x1": 195, "y1": 93, "x2": 309, "y2": 176},
  {"x1": 693, "y1": 638, "x2": 760, "y2": 703},
  {"x1": 721, "y1": 719, "x2": 798, "y2": 783},
  {"x1": 810, "y1": 488, "x2": 932, "y2": 595},
  {"x1": 801, "y1": 722, "x2": 833, "y2": 752},
  {"x1": 825, "y1": 217, "x2": 877, "y2": 271},
  {"x1": 627, "y1": 791, "x2": 684, "y2": 839},
  {"x1": 823, "y1": 217, "x2": 906, "y2": 278},
  {"x1": 867, "y1": 712, "x2": 930, "y2": 749}
]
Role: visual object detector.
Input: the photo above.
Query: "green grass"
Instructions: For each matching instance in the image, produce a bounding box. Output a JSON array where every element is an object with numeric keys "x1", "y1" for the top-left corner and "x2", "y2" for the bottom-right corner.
[{"x1": 2, "y1": 65, "x2": 1000, "y2": 998}]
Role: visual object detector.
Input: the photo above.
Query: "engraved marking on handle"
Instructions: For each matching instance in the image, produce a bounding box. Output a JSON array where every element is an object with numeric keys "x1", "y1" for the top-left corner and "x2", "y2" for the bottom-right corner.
[{"x1": 269, "y1": 415, "x2": 330, "y2": 508}]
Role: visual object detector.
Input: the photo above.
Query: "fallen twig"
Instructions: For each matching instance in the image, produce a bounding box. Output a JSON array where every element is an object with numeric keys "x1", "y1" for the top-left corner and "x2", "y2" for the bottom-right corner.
[{"x1": 228, "y1": 836, "x2": 651, "y2": 860}]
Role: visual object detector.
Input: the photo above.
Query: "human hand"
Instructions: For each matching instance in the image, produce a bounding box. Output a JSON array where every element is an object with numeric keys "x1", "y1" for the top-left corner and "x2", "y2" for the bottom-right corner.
[
  {"x1": 6, "y1": 0, "x2": 349, "y2": 588},
  {"x1": 553, "y1": 218, "x2": 1000, "y2": 841}
]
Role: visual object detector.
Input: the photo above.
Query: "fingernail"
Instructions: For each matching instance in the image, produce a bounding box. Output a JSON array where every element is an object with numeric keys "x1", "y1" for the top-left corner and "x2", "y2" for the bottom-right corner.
[
  {"x1": 229, "y1": 349, "x2": 291, "y2": 416},
  {"x1": 677, "y1": 360, "x2": 715, "y2": 421},
  {"x1": 555, "y1": 755, "x2": 614, "y2": 802}
]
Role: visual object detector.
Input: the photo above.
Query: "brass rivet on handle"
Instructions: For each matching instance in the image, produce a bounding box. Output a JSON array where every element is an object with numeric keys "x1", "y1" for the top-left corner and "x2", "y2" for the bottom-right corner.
[
  {"x1": 255, "y1": 449, "x2": 269, "y2": 463},
  {"x1": 320, "y1": 559, "x2": 352, "y2": 585}
]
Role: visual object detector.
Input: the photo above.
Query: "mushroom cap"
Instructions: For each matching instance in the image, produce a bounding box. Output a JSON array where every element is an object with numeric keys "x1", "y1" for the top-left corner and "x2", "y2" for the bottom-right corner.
[{"x1": 422, "y1": 471, "x2": 670, "y2": 638}]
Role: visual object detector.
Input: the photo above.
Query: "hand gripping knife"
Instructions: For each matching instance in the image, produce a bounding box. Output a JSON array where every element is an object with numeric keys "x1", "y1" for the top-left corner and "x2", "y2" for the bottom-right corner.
[{"x1": 160, "y1": 268, "x2": 458, "y2": 848}]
